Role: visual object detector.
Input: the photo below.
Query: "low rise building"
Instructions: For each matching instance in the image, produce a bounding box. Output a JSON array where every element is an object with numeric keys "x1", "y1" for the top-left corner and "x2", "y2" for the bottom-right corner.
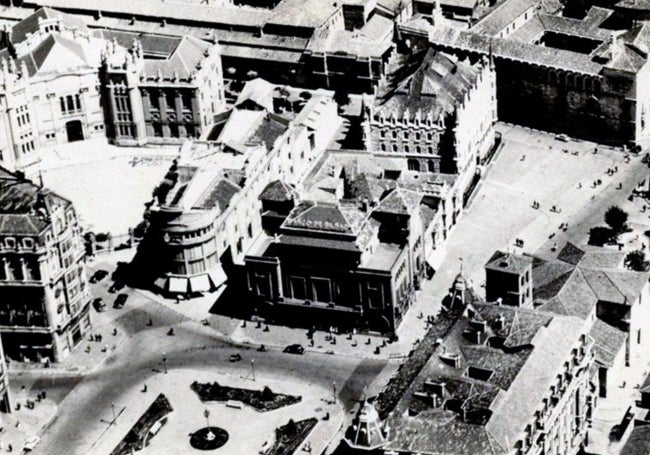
[
  {"x1": 364, "y1": 47, "x2": 496, "y2": 200},
  {"x1": 0, "y1": 167, "x2": 91, "y2": 362}
]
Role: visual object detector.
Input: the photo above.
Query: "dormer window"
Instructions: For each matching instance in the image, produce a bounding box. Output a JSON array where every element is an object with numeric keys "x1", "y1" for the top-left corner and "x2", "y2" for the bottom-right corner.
[
  {"x1": 23, "y1": 238, "x2": 34, "y2": 249},
  {"x1": 5, "y1": 238, "x2": 16, "y2": 249},
  {"x1": 466, "y1": 366, "x2": 494, "y2": 381}
]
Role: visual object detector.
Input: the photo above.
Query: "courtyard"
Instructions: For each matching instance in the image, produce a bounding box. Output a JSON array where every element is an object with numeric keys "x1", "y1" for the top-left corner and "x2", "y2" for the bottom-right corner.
[{"x1": 27, "y1": 138, "x2": 178, "y2": 236}]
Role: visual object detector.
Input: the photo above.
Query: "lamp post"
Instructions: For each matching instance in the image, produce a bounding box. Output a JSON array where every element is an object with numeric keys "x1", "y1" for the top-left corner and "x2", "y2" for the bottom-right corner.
[
  {"x1": 111, "y1": 402, "x2": 117, "y2": 425},
  {"x1": 162, "y1": 354, "x2": 167, "y2": 374}
]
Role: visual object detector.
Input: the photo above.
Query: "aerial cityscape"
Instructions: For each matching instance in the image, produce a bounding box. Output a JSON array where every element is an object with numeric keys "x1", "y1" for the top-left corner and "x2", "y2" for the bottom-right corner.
[{"x1": 0, "y1": 0, "x2": 650, "y2": 453}]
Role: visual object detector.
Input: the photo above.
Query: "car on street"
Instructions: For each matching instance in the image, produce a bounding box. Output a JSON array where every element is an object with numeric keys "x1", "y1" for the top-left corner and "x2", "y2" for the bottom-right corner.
[
  {"x1": 109, "y1": 281, "x2": 125, "y2": 293},
  {"x1": 92, "y1": 298, "x2": 106, "y2": 312},
  {"x1": 24, "y1": 436, "x2": 40, "y2": 452},
  {"x1": 229, "y1": 353, "x2": 242, "y2": 362},
  {"x1": 90, "y1": 270, "x2": 109, "y2": 283},
  {"x1": 554, "y1": 133, "x2": 569, "y2": 142},
  {"x1": 114, "y1": 293, "x2": 128, "y2": 309},
  {"x1": 283, "y1": 344, "x2": 305, "y2": 355}
]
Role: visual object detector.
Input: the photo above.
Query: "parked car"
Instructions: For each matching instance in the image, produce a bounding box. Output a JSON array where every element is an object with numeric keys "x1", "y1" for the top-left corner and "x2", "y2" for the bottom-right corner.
[
  {"x1": 24, "y1": 436, "x2": 40, "y2": 452},
  {"x1": 114, "y1": 293, "x2": 128, "y2": 309},
  {"x1": 108, "y1": 281, "x2": 125, "y2": 293},
  {"x1": 554, "y1": 133, "x2": 569, "y2": 142},
  {"x1": 92, "y1": 298, "x2": 106, "y2": 312},
  {"x1": 283, "y1": 344, "x2": 305, "y2": 355},
  {"x1": 229, "y1": 353, "x2": 242, "y2": 362},
  {"x1": 90, "y1": 270, "x2": 109, "y2": 283}
]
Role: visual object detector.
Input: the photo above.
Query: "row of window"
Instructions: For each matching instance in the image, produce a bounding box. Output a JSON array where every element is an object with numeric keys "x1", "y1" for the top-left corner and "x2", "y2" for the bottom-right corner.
[
  {"x1": 60, "y1": 94, "x2": 82, "y2": 115},
  {"x1": 1, "y1": 237, "x2": 35, "y2": 249},
  {"x1": 380, "y1": 143, "x2": 436, "y2": 154},
  {"x1": 380, "y1": 130, "x2": 435, "y2": 141}
]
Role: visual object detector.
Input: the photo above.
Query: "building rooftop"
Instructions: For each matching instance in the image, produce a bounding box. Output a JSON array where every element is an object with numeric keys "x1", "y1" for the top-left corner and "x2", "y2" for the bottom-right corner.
[
  {"x1": 620, "y1": 425, "x2": 650, "y2": 455},
  {"x1": 485, "y1": 250, "x2": 533, "y2": 274},
  {"x1": 384, "y1": 293, "x2": 586, "y2": 454},
  {"x1": 374, "y1": 48, "x2": 482, "y2": 122},
  {"x1": 0, "y1": 167, "x2": 71, "y2": 236},
  {"x1": 11, "y1": 6, "x2": 89, "y2": 44}
]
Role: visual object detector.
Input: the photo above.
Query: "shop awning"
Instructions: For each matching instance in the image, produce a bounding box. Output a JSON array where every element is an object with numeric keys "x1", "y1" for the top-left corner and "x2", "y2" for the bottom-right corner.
[
  {"x1": 189, "y1": 275, "x2": 211, "y2": 293},
  {"x1": 208, "y1": 267, "x2": 228, "y2": 289},
  {"x1": 168, "y1": 277, "x2": 188, "y2": 294}
]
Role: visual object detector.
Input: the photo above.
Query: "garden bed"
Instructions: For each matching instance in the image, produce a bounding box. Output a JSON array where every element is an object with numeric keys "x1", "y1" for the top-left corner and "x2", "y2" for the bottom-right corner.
[
  {"x1": 267, "y1": 418, "x2": 317, "y2": 455},
  {"x1": 111, "y1": 394, "x2": 173, "y2": 455},
  {"x1": 191, "y1": 382, "x2": 301, "y2": 412}
]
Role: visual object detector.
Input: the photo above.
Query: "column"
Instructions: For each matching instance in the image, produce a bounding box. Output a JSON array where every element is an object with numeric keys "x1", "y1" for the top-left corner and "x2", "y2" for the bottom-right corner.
[
  {"x1": 158, "y1": 90, "x2": 169, "y2": 137},
  {"x1": 128, "y1": 86, "x2": 146, "y2": 142},
  {"x1": 107, "y1": 85, "x2": 119, "y2": 139}
]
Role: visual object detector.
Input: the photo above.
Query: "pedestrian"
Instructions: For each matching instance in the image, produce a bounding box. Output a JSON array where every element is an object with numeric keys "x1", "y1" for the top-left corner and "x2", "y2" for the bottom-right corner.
[
  {"x1": 578, "y1": 182, "x2": 582, "y2": 189},
  {"x1": 8, "y1": 443, "x2": 12, "y2": 453},
  {"x1": 142, "y1": 384, "x2": 148, "y2": 393}
]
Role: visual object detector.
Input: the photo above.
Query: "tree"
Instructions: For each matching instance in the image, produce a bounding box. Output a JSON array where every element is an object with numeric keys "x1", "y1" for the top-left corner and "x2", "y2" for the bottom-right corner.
[
  {"x1": 334, "y1": 89, "x2": 350, "y2": 107},
  {"x1": 625, "y1": 249, "x2": 649, "y2": 271},
  {"x1": 588, "y1": 226, "x2": 614, "y2": 246},
  {"x1": 604, "y1": 206, "x2": 629, "y2": 236}
]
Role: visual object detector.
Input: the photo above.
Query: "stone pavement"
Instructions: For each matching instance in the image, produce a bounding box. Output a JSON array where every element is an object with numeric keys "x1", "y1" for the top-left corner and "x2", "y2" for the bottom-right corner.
[{"x1": 86, "y1": 369, "x2": 344, "y2": 455}]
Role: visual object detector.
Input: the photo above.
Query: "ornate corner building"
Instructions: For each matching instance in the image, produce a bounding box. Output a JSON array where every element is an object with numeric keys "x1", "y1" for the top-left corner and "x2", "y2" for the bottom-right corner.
[
  {"x1": 100, "y1": 31, "x2": 226, "y2": 146},
  {"x1": 0, "y1": 167, "x2": 91, "y2": 362}
]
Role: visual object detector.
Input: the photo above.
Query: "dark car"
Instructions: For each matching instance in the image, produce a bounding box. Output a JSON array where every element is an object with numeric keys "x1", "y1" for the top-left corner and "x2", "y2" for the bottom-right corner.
[
  {"x1": 283, "y1": 344, "x2": 305, "y2": 355},
  {"x1": 108, "y1": 281, "x2": 125, "y2": 293},
  {"x1": 92, "y1": 298, "x2": 106, "y2": 312},
  {"x1": 90, "y1": 270, "x2": 109, "y2": 283},
  {"x1": 114, "y1": 293, "x2": 128, "y2": 309},
  {"x1": 229, "y1": 353, "x2": 242, "y2": 362}
]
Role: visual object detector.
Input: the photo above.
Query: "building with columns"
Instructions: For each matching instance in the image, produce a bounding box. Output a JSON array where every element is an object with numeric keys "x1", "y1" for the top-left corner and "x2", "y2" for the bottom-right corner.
[
  {"x1": 0, "y1": 7, "x2": 110, "y2": 171},
  {"x1": 100, "y1": 30, "x2": 226, "y2": 145},
  {"x1": 363, "y1": 47, "x2": 496, "y2": 201},
  {"x1": 0, "y1": 166, "x2": 92, "y2": 362}
]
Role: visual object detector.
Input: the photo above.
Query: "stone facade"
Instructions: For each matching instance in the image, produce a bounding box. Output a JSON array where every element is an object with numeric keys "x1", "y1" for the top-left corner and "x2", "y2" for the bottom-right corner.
[
  {"x1": 364, "y1": 48, "x2": 496, "y2": 198},
  {"x1": 0, "y1": 167, "x2": 91, "y2": 362},
  {"x1": 0, "y1": 8, "x2": 108, "y2": 171},
  {"x1": 101, "y1": 33, "x2": 225, "y2": 145}
]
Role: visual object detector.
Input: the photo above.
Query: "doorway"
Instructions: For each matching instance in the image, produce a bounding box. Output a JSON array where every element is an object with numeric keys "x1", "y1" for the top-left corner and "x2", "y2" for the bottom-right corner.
[{"x1": 65, "y1": 120, "x2": 84, "y2": 142}]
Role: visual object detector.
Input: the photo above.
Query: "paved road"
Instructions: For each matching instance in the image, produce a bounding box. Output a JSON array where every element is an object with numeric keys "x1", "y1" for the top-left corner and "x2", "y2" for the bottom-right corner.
[{"x1": 35, "y1": 295, "x2": 388, "y2": 455}]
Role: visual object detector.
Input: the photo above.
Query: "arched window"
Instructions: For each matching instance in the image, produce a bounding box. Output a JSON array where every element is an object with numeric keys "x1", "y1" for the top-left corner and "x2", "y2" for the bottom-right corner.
[
  {"x1": 428, "y1": 161, "x2": 436, "y2": 172},
  {"x1": 381, "y1": 143, "x2": 386, "y2": 152},
  {"x1": 407, "y1": 159, "x2": 420, "y2": 172}
]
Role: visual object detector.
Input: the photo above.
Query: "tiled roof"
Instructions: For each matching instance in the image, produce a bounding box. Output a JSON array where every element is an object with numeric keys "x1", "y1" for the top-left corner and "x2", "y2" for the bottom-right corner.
[
  {"x1": 472, "y1": 0, "x2": 540, "y2": 36},
  {"x1": 429, "y1": 26, "x2": 604, "y2": 74},
  {"x1": 283, "y1": 201, "x2": 360, "y2": 235},
  {"x1": 376, "y1": 48, "x2": 481, "y2": 122},
  {"x1": 0, "y1": 214, "x2": 49, "y2": 235},
  {"x1": 373, "y1": 187, "x2": 422, "y2": 216},
  {"x1": 193, "y1": 178, "x2": 241, "y2": 211},
  {"x1": 485, "y1": 251, "x2": 533, "y2": 274},
  {"x1": 142, "y1": 35, "x2": 211, "y2": 81},
  {"x1": 620, "y1": 425, "x2": 650, "y2": 455},
  {"x1": 11, "y1": 7, "x2": 88, "y2": 44},
  {"x1": 590, "y1": 319, "x2": 626, "y2": 367},
  {"x1": 259, "y1": 180, "x2": 297, "y2": 202}
]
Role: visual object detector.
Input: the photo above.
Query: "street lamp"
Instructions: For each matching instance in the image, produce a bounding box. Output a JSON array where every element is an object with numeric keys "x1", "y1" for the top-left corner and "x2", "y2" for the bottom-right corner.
[
  {"x1": 332, "y1": 382, "x2": 337, "y2": 403},
  {"x1": 162, "y1": 354, "x2": 167, "y2": 374},
  {"x1": 111, "y1": 402, "x2": 116, "y2": 425}
]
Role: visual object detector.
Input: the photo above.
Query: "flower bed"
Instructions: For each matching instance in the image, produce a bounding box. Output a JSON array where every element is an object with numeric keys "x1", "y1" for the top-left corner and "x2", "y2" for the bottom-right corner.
[
  {"x1": 191, "y1": 382, "x2": 301, "y2": 412},
  {"x1": 111, "y1": 394, "x2": 173, "y2": 455},
  {"x1": 267, "y1": 418, "x2": 317, "y2": 455}
]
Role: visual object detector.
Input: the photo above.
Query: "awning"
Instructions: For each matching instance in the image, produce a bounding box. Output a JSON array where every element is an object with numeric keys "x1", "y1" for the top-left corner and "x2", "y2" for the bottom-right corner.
[
  {"x1": 208, "y1": 267, "x2": 228, "y2": 289},
  {"x1": 189, "y1": 275, "x2": 211, "y2": 293},
  {"x1": 168, "y1": 277, "x2": 189, "y2": 294}
]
